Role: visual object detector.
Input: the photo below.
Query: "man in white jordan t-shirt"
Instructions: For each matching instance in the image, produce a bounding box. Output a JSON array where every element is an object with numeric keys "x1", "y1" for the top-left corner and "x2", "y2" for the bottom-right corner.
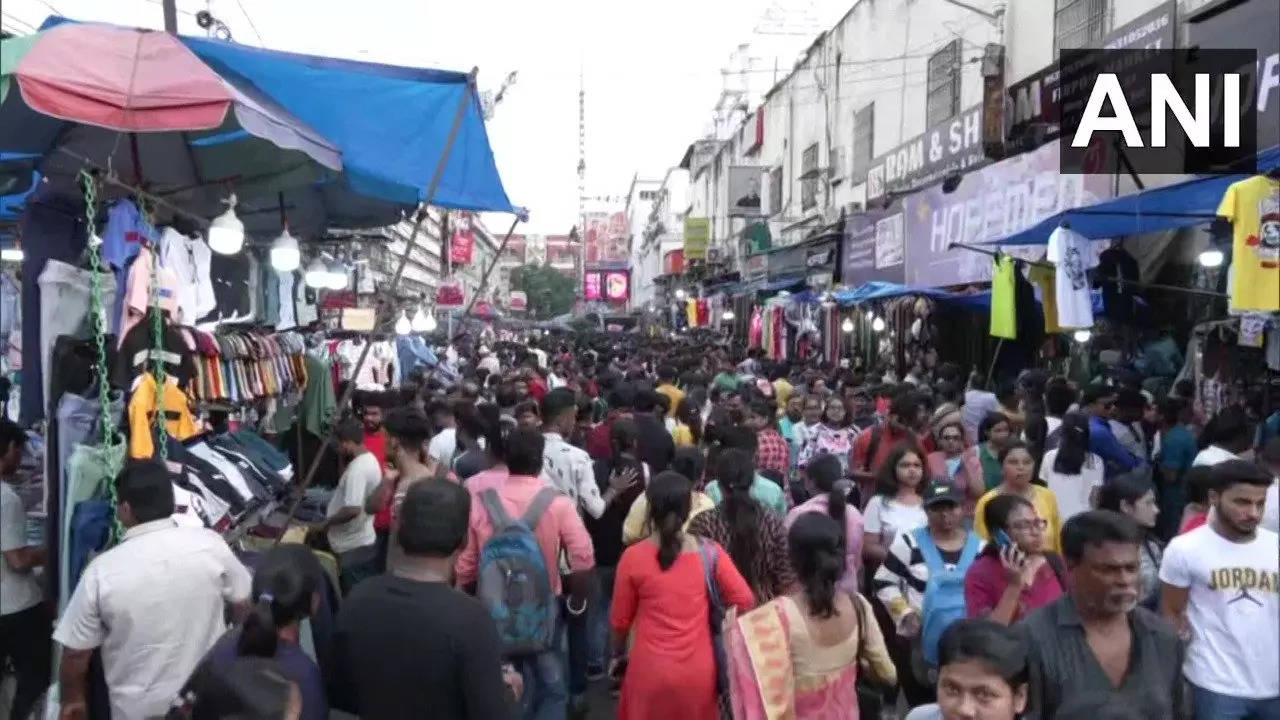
[{"x1": 1159, "y1": 459, "x2": 1279, "y2": 720}]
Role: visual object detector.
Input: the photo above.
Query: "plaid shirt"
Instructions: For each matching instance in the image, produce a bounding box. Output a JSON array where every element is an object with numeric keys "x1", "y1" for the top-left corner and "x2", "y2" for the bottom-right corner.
[{"x1": 755, "y1": 428, "x2": 791, "y2": 481}]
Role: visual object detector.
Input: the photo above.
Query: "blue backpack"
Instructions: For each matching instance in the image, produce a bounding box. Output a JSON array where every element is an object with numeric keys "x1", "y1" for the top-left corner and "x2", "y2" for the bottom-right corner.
[
  {"x1": 913, "y1": 527, "x2": 981, "y2": 666},
  {"x1": 477, "y1": 487, "x2": 559, "y2": 656}
]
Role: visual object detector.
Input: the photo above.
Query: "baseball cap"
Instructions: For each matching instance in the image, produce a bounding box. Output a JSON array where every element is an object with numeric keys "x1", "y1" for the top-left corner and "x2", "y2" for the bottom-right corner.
[{"x1": 923, "y1": 481, "x2": 961, "y2": 509}]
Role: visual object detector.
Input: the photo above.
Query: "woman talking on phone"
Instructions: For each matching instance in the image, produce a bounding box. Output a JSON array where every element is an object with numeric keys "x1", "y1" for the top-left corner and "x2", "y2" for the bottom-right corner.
[{"x1": 962, "y1": 494, "x2": 1066, "y2": 626}]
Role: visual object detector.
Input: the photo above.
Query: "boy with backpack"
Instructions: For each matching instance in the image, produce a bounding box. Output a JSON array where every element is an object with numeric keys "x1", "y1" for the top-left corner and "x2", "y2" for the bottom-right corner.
[
  {"x1": 872, "y1": 481, "x2": 982, "y2": 705},
  {"x1": 455, "y1": 427, "x2": 596, "y2": 720}
]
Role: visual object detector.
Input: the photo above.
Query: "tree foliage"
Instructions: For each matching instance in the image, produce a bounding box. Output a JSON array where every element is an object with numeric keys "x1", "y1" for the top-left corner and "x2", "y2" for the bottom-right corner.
[{"x1": 511, "y1": 263, "x2": 577, "y2": 318}]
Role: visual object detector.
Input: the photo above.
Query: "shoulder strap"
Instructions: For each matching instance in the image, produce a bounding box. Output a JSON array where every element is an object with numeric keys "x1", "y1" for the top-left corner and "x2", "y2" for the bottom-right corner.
[
  {"x1": 520, "y1": 487, "x2": 559, "y2": 531},
  {"x1": 957, "y1": 532, "x2": 982, "y2": 568},
  {"x1": 697, "y1": 539, "x2": 722, "y2": 605},
  {"x1": 480, "y1": 489, "x2": 513, "y2": 529},
  {"x1": 1044, "y1": 552, "x2": 1068, "y2": 590},
  {"x1": 913, "y1": 526, "x2": 945, "y2": 571}
]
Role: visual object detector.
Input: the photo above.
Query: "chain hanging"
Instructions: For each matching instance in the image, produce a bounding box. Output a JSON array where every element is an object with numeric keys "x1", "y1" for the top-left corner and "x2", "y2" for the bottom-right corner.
[
  {"x1": 140, "y1": 199, "x2": 169, "y2": 462},
  {"x1": 80, "y1": 170, "x2": 126, "y2": 542}
]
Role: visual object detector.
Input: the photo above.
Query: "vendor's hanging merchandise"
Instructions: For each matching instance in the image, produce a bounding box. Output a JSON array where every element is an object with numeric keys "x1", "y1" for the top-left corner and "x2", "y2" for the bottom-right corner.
[
  {"x1": 1027, "y1": 264, "x2": 1061, "y2": 334},
  {"x1": 158, "y1": 227, "x2": 216, "y2": 325},
  {"x1": 1045, "y1": 225, "x2": 1096, "y2": 329},
  {"x1": 990, "y1": 255, "x2": 1017, "y2": 339},
  {"x1": 1095, "y1": 243, "x2": 1140, "y2": 324},
  {"x1": 1217, "y1": 174, "x2": 1280, "y2": 313}
]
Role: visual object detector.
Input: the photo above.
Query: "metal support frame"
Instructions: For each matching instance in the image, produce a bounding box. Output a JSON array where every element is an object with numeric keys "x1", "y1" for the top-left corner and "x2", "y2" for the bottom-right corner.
[{"x1": 276, "y1": 68, "x2": 483, "y2": 537}]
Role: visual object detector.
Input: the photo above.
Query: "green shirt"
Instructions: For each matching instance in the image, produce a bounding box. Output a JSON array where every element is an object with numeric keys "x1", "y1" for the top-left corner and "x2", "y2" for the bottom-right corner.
[
  {"x1": 704, "y1": 474, "x2": 787, "y2": 516},
  {"x1": 978, "y1": 443, "x2": 1002, "y2": 490},
  {"x1": 301, "y1": 354, "x2": 337, "y2": 438},
  {"x1": 713, "y1": 372, "x2": 741, "y2": 393}
]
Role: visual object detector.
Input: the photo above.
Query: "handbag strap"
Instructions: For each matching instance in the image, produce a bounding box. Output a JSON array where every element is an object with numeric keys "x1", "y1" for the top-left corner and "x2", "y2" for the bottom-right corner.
[{"x1": 697, "y1": 538, "x2": 723, "y2": 608}]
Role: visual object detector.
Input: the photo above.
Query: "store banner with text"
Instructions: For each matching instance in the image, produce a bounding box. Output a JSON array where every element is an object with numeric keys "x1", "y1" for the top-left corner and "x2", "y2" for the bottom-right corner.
[
  {"x1": 840, "y1": 205, "x2": 907, "y2": 287},
  {"x1": 1186, "y1": 0, "x2": 1280, "y2": 151},
  {"x1": 508, "y1": 291, "x2": 527, "y2": 311},
  {"x1": 903, "y1": 141, "x2": 1113, "y2": 287},
  {"x1": 866, "y1": 104, "x2": 986, "y2": 202},
  {"x1": 436, "y1": 281, "x2": 465, "y2": 308},
  {"x1": 684, "y1": 217, "x2": 710, "y2": 260}
]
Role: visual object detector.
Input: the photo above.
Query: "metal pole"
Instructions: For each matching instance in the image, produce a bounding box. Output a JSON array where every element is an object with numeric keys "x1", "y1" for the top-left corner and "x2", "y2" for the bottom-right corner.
[
  {"x1": 276, "y1": 68, "x2": 480, "y2": 539},
  {"x1": 458, "y1": 216, "x2": 523, "y2": 332},
  {"x1": 162, "y1": 0, "x2": 178, "y2": 32},
  {"x1": 444, "y1": 211, "x2": 453, "y2": 340}
]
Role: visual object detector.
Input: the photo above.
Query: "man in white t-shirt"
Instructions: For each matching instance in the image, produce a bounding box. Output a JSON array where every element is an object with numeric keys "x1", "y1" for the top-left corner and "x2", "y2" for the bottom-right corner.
[
  {"x1": 0, "y1": 420, "x2": 48, "y2": 720},
  {"x1": 1262, "y1": 438, "x2": 1280, "y2": 534},
  {"x1": 427, "y1": 399, "x2": 458, "y2": 465},
  {"x1": 1193, "y1": 406, "x2": 1253, "y2": 467},
  {"x1": 1159, "y1": 459, "x2": 1279, "y2": 719},
  {"x1": 321, "y1": 418, "x2": 383, "y2": 593}
]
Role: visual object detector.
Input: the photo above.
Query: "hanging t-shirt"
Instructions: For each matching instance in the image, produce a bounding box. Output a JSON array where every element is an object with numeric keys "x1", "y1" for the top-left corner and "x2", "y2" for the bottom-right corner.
[
  {"x1": 1096, "y1": 245, "x2": 1140, "y2": 323},
  {"x1": 277, "y1": 270, "x2": 297, "y2": 329},
  {"x1": 1158, "y1": 525, "x2": 1279, "y2": 699},
  {"x1": 102, "y1": 199, "x2": 155, "y2": 271},
  {"x1": 295, "y1": 278, "x2": 318, "y2": 327},
  {"x1": 1045, "y1": 226, "x2": 1096, "y2": 329},
  {"x1": 989, "y1": 255, "x2": 1017, "y2": 339},
  {"x1": 158, "y1": 228, "x2": 215, "y2": 325},
  {"x1": 1217, "y1": 175, "x2": 1280, "y2": 312},
  {"x1": 1027, "y1": 264, "x2": 1061, "y2": 334},
  {"x1": 202, "y1": 252, "x2": 252, "y2": 323}
]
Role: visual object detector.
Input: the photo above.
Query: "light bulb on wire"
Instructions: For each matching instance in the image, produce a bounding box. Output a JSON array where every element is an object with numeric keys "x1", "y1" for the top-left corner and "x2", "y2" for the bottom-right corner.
[
  {"x1": 1198, "y1": 249, "x2": 1224, "y2": 268},
  {"x1": 304, "y1": 257, "x2": 328, "y2": 288},
  {"x1": 871, "y1": 316, "x2": 886, "y2": 332},
  {"x1": 1073, "y1": 329, "x2": 1092, "y2": 343},
  {"x1": 207, "y1": 194, "x2": 245, "y2": 255},
  {"x1": 270, "y1": 226, "x2": 300, "y2": 271},
  {"x1": 721, "y1": 309, "x2": 735, "y2": 321},
  {"x1": 394, "y1": 310, "x2": 411, "y2": 335},
  {"x1": 864, "y1": 309, "x2": 875, "y2": 320},
  {"x1": 325, "y1": 259, "x2": 348, "y2": 290},
  {"x1": 410, "y1": 307, "x2": 431, "y2": 332},
  {"x1": 841, "y1": 317, "x2": 854, "y2": 333}
]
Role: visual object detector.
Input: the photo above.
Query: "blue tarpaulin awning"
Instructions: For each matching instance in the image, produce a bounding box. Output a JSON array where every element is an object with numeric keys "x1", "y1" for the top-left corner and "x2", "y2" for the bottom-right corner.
[
  {"x1": 833, "y1": 281, "x2": 960, "y2": 305},
  {"x1": 984, "y1": 146, "x2": 1280, "y2": 246}
]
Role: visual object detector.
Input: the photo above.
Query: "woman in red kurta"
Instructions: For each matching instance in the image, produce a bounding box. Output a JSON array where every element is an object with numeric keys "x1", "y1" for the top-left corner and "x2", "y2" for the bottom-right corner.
[{"x1": 610, "y1": 471, "x2": 755, "y2": 720}]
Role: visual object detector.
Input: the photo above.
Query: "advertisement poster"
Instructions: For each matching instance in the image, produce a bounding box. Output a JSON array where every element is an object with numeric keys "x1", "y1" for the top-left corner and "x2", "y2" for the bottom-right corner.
[
  {"x1": 508, "y1": 291, "x2": 527, "y2": 310},
  {"x1": 903, "y1": 141, "x2": 1113, "y2": 287},
  {"x1": 583, "y1": 214, "x2": 608, "y2": 265},
  {"x1": 841, "y1": 207, "x2": 906, "y2": 287},
  {"x1": 583, "y1": 271, "x2": 602, "y2": 301},
  {"x1": 605, "y1": 271, "x2": 630, "y2": 301},
  {"x1": 449, "y1": 227, "x2": 474, "y2": 265},
  {"x1": 684, "y1": 217, "x2": 710, "y2": 260},
  {"x1": 727, "y1": 166, "x2": 764, "y2": 217},
  {"x1": 436, "y1": 281, "x2": 464, "y2": 308}
]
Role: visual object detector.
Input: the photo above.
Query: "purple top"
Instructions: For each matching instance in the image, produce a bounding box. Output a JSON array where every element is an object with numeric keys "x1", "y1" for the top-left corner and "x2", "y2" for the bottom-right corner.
[{"x1": 785, "y1": 494, "x2": 865, "y2": 595}]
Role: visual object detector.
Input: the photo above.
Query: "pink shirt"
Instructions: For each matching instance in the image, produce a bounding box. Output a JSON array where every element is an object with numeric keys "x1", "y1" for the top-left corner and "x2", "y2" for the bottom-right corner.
[
  {"x1": 963, "y1": 552, "x2": 1065, "y2": 622},
  {"x1": 455, "y1": 473, "x2": 595, "y2": 596},
  {"x1": 785, "y1": 495, "x2": 864, "y2": 595}
]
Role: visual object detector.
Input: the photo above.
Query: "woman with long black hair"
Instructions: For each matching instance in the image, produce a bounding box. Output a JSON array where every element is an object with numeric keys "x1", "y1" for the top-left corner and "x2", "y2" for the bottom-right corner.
[
  {"x1": 1037, "y1": 412, "x2": 1104, "y2": 521},
  {"x1": 786, "y1": 452, "x2": 864, "y2": 595},
  {"x1": 688, "y1": 448, "x2": 797, "y2": 602},
  {"x1": 201, "y1": 546, "x2": 327, "y2": 720},
  {"x1": 610, "y1": 471, "x2": 754, "y2": 720}
]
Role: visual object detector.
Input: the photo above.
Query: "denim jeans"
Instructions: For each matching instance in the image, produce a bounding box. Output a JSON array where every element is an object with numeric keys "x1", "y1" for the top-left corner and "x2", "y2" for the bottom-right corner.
[
  {"x1": 38, "y1": 260, "x2": 116, "y2": 425},
  {"x1": 1191, "y1": 685, "x2": 1280, "y2": 720},
  {"x1": 517, "y1": 614, "x2": 568, "y2": 720},
  {"x1": 563, "y1": 597, "x2": 588, "y2": 699},
  {"x1": 586, "y1": 566, "x2": 616, "y2": 671}
]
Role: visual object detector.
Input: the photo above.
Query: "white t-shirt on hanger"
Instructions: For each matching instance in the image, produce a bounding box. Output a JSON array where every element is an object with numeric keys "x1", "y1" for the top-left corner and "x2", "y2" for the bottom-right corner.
[
  {"x1": 277, "y1": 270, "x2": 297, "y2": 329},
  {"x1": 158, "y1": 228, "x2": 215, "y2": 325},
  {"x1": 1159, "y1": 525, "x2": 1279, "y2": 699},
  {"x1": 1046, "y1": 226, "x2": 1097, "y2": 330}
]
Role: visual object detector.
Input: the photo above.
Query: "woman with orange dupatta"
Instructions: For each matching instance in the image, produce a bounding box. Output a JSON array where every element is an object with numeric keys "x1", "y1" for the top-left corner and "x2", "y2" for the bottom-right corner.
[{"x1": 726, "y1": 513, "x2": 896, "y2": 719}]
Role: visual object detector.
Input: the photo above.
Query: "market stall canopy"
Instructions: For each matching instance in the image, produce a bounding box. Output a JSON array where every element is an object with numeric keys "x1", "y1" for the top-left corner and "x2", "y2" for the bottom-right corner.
[
  {"x1": 983, "y1": 145, "x2": 1280, "y2": 247},
  {"x1": 174, "y1": 29, "x2": 515, "y2": 214},
  {"x1": 833, "y1": 281, "x2": 960, "y2": 306},
  {"x1": 0, "y1": 22, "x2": 342, "y2": 207}
]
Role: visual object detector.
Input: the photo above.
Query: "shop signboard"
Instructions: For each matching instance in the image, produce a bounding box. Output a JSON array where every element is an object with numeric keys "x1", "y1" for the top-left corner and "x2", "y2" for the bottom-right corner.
[
  {"x1": 805, "y1": 243, "x2": 836, "y2": 269},
  {"x1": 662, "y1": 249, "x2": 684, "y2": 275},
  {"x1": 449, "y1": 225, "x2": 474, "y2": 265},
  {"x1": 1186, "y1": 0, "x2": 1280, "y2": 151},
  {"x1": 744, "y1": 252, "x2": 768, "y2": 282},
  {"x1": 585, "y1": 213, "x2": 630, "y2": 266},
  {"x1": 508, "y1": 290, "x2": 527, "y2": 310},
  {"x1": 866, "y1": 104, "x2": 986, "y2": 202},
  {"x1": 436, "y1": 281, "x2": 464, "y2": 308},
  {"x1": 684, "y1": 217, "x2": 710, "y2": 260},
  {"x1": 768, "y1": 244, "x2": 807, "y2": 279},
  {"x1": 840, "y1": 206, "x2": 907, "y2": 287},
  {"x1": 903, "y1": 141, "x2": 1113, "y2": 287},
  {"x1": 727, "y1": 166, "x2": 765, "y2": 217},
  {"x1": 1004, "y1": 1, "x2": 1176, "y2": 151}
]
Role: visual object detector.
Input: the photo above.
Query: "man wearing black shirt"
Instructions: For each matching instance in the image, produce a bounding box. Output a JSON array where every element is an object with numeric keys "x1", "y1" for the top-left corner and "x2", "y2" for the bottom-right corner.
[
  {"x1": 333, "y1": 481, "x2": 517, "y2": 720},
  {"x1": 632, "y1": 389, "x2": 675, "y2": 474}
]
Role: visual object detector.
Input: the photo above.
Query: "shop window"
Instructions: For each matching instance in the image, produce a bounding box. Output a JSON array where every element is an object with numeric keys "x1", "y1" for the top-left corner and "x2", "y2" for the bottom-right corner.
[
  {"x1": 926, "y1": 41, "x2": 961, "y2": 127},
  {"x1": 1054, "y1": 0, "x2": 1112, "y2": 54},
  {"x1": 768, "y1": 166, "x2": 783, "y2": 216},
  {"x1": 852, "y1": 102, "x2": 874, "y2": 184},
  {"x1": 801, "y1": 143, "x2": 818, "y2": 211}
]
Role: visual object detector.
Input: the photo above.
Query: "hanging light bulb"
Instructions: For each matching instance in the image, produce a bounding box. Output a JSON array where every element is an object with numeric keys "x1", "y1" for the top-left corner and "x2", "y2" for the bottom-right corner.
[
  {"x1": 674, "y1": 288, "x2": 687, "y2": 300},
  {"x1": 778, "y1": 290, "x2": 791, "y2": 298},
  {"x1": 864, "y1": 309, "x2": 875, "y2": 320},
  {"x1": 394, "y1": 309, "x2": 411, "y2": 335},
  {"x1": 207, "y1": 194, "x2": 245, "y2": 255},
  {"x1": 325, "y1": 259, "x2": 348, "y2": 290},
  {"x1": 871, "y1": 316, "x2": 886, "y2": 332},
  {"x1": 721, "y1": 309, "x2": 735, "y2": 321},
  {"x1": 841, "y1": 317, "x2": 854, "y2": 333},
  {"x1": 304, "y1": 256, "x2": 328, "y2": 288},
  {"x1": 1198, "y1": 249, "x2": 1224, "y2": 268},
  {"x1": 0, "y1": 247, "x2": 23, "y2": 262},
  {"x1": 270, "y1": 226, "x2": 300, "y2": 272},
  {"x1": 420, "y1": 310, "x2": 438, "y2": 333},
  {"x1": 1073, "y1": 329, "x2": 1092, "y2": 343},
  {"x1": 410, "y1": 306, "x2": 430, "y2": 332}
]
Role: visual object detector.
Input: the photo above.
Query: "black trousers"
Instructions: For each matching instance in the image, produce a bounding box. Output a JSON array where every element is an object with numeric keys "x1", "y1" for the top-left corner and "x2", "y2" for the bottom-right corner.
[{"x1": 0, "y1": 603, "x2": 52, "y2": 720}]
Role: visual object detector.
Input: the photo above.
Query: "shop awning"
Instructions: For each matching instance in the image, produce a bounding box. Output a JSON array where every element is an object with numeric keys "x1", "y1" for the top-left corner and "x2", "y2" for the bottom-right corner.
[
  {"x1": 985, "y1": 145, "x2": 1280, "y2": 246},
  {"x1": 833, "y1": 281, "x2": 959, "y2": 305}
]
